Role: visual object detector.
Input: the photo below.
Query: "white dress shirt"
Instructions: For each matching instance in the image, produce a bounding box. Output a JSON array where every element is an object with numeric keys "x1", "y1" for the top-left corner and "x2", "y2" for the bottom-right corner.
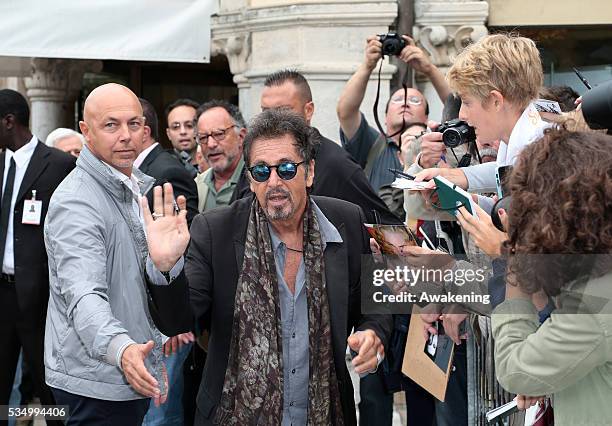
[
  {"x1": 2, "y1": 135, "x2": 38, "y2": 274},
  {"x1": 133, "y1": 142, "x2": 159, "y2": 169}
]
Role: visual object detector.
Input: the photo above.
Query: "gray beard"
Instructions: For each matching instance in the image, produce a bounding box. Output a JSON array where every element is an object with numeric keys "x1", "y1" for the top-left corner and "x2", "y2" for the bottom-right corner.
[{"x1": 479, "y1": 148, "x2": 498, "y2": 161}]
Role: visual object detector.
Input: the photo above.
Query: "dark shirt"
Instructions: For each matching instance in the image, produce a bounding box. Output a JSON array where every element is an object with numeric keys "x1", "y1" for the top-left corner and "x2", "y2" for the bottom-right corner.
[{"x1": 339, "y1": 113, "x2": 402, "y2": 192}]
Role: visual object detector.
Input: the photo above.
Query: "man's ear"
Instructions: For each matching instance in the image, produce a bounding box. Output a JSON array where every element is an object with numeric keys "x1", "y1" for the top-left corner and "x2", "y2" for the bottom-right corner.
[
  {"x1": 78, "y1": 121, "x2": 90, "y2": 143},
  {"x1": 143, "y1": 125, "x2": 151, "y2": 140},
  {"x1": 489, "y1": 90, "x2": 505, "y2": 111},
  {"x1": 239, "y1": 127, "x2": 247, "y2": 141},
  {"x1": 3, "y1": 114, "x2": 15, "y2": 131},
  {"x1": 306, "y1": 159, "x2": 315, "y2": 188},
  {"x1": 304, "y1": 101, "x2": 315, "y2": 124}
]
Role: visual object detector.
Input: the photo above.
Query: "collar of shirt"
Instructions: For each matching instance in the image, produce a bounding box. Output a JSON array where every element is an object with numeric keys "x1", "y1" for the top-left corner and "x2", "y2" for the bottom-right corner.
[
  {"x1": 497, "y1": 102, "x2": 551, "y2": 167},
  {"x1": 4, "y1": 135, "x2": 37, "y2": 169},
  {"x1": 204, "y1": 158, "x2": 245, "y2": 192},
  {"x1": 106, "y1": 164, "x2": 142, "y2": 201},
  {"x1": 268, "y1": 200, "x2": 343, "y2": 253},
  {"x1": 134, "y1": 142, "x2": 158, "y2": 169}
]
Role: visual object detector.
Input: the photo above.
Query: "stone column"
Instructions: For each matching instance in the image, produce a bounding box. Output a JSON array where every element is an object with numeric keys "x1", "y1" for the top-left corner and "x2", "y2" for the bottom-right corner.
[
  {"x1": 212, "y1": 0, "x2": 399, "y2": 140},
  {"x1": 413, "y1": 0, "x2": 489, "y2": 121},
  {"x1": 24, "y1": 58, "x2": 101, "y2": 141}
]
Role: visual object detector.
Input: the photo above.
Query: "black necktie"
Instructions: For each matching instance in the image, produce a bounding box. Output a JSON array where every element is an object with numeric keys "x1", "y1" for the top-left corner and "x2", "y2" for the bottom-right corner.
[{"x1": 0, "y1": 157, "x2": 16, "y2": 267}]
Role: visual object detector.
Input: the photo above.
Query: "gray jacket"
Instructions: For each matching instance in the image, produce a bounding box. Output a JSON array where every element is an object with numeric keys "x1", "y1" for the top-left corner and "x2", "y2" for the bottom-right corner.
[{"x1": 44, "y1": 145, "x2": 166, "y2": 401}]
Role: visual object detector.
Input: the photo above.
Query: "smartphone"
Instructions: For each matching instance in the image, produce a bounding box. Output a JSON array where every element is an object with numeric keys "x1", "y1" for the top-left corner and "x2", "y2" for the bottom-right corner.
[{"x1": 495, "y1": 165, "x2": 513, "y2": 198}]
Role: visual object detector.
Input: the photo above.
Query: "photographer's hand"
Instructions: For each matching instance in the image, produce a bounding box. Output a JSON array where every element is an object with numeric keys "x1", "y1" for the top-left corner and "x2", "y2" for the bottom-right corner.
[
  {"x1": 398, "y1": 36, "x2": 433, "y2": 74},
  {"x1": 418, "y1": 128, "x2": 446, "y2": 169},
  {"x1": 364, "y1": 35, "x2": 383, "y2": 71},
  {"x1": 399, "y1": 36, "x2": 452, "y2": 102}
]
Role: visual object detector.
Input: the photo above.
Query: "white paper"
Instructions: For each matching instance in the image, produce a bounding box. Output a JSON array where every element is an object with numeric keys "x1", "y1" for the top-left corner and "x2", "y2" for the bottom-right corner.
[{"x1": 391, "y1": 178, "x2": 430, "y2": 191}]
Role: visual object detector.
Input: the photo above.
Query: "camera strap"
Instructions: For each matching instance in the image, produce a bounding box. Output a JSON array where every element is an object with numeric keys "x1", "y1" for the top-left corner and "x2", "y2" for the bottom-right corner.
[{"x1": 372, "y1": 59, "x2": 408, "y2": 150}]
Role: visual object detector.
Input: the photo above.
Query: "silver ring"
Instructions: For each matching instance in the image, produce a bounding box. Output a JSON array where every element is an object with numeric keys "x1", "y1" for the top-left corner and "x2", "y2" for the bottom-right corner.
[
  {"x1": 376, "y1": 351, "x2": 382, "y2": 364},
  {"x1": 151, "y1": 212, "x2": 163, "y2": 220}
]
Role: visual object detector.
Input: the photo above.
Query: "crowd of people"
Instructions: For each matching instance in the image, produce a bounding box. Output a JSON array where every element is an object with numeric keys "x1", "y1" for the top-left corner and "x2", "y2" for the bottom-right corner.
[{"x1": 0, "y1": 31, "x2": 610, "y2": 426}]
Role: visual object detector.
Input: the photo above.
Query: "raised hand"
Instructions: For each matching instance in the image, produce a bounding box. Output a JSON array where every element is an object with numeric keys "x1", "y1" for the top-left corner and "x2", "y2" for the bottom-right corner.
[
  {"x1": 364, "y1": 35, "x2": 383, "y2": 70},
  {"x1": 399, "y1": 36, "x2": 434, "y2": 75},
  {"x1": 141, "y1": 183, "x2": 190, "y2": 272}
]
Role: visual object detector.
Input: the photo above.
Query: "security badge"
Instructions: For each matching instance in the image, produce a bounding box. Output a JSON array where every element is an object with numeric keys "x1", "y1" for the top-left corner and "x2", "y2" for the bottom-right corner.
[{"x1": 22, "y1": 190, "x2": 42, "y2": 225}]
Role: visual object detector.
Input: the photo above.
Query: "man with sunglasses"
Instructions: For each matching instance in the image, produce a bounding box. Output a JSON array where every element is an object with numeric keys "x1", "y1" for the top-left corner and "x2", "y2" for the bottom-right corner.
[
  {"x1": 193, "y1": 100, "x2": 250, "y2": 213},
  {"x1": 337, "y1": 34, "x2": 451, "y2": 192},
  {"x1": 149, "y1": 108, "x2": 392, "y2": 425}
]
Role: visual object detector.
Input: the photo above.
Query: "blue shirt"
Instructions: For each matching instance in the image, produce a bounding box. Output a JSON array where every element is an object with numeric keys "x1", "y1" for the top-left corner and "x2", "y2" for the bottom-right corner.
[
  {"x1": 339, "y1": 113, "x2": 401, "y2": 192},
  {"x1": 268, "y1": 201, "x2": 342, "y2": 426}
]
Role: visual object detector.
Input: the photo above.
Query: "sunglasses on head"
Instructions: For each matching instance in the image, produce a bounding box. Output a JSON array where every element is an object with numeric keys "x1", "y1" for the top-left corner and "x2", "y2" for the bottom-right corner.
[{"x1": 247, "y1": 161, "x2": 306, "y2": 182}]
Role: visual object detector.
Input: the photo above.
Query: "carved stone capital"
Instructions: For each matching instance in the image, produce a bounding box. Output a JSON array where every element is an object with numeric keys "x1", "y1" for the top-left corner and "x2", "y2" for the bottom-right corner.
[
  {"x1": 25, "y1": 58, "x2": 102, "y2": 101},
  {"x1": 211, "y1": 34, "x2": 251, "y2": 76},
  {"x1": 413, "y1": 0, "x2": 488, "y2": 67}
]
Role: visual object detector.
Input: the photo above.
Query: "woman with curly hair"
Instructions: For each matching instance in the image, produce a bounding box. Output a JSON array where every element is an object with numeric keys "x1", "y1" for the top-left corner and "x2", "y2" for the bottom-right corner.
[{"x1": 490, "y1": 128, "x2": 612, "y2": 425}]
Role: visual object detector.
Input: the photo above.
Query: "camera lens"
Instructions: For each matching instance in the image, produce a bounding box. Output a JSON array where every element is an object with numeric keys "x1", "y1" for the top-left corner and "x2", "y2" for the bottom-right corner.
[{"x1": 443, "y1": 128, "x2": 463, "y2": 148}]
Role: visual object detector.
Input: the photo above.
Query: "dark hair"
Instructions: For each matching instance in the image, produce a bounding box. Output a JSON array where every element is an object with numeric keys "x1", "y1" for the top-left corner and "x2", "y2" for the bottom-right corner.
[
  {"x1": 243, "y1": 109, "x2": 318, "y2": 167},
  {"x1": 164, "y1": 98, "x2": 199, "y2": 126},
  {"x1": 539, "y1": 85, "x2": 580, "y2": 112},
  {"x1": 264, "y1": 69, "x2": 313, "y2": 103},
  {"x1": 195, "y1": 99, "x2": 246, "y2": 129},
  {"x1": 385, "y1": 87, "x2": 430, "y2": 116},
  {"x1": 0, "y1": 89, "x2": 30, "y2": 127},
  {"x1": 506, "y1": 128, "x2": 612, "y2": 295},
  {"x1": 139, "y1": 98, "x2": 159, "y2": 141}
]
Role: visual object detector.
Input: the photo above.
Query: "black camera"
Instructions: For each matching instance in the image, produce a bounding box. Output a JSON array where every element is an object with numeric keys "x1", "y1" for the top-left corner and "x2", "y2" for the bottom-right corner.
[
  {"x1": 436, "y1": 119, "x2": 476, "y2": 148},
  {"x1": 581, "y1": 79, "x2": 612, "y2": 130},
  {"x1": 378, "y1": 33, "x2": 406, "y2": 57}
]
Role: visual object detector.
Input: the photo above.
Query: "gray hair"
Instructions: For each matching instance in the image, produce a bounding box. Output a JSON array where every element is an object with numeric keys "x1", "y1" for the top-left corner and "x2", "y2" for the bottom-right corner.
[
  {"x1": 243, "y1": 109, "x2": 318, "y2": 166},
  {"x1": 45, "y1": 128, "x2": 85, "y2": 147},
  {"x1": 195, "y1": 100, "x2": 246, "y2": 130}
]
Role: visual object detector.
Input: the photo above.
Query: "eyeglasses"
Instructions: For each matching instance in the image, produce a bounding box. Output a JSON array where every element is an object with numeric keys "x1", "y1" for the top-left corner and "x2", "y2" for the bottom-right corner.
[
  {"x1": 169, "y1": 121, "x2": 194, "y2": 131},
  {"x1": 247, "y1": 161, "x2": 306, "y2": 182},
  {"x1": 196, "y1": 125, "x2": 236, "y2": 145},
  {"x1": 390, "y1": 95, "x2": 423, "y2": 106}
]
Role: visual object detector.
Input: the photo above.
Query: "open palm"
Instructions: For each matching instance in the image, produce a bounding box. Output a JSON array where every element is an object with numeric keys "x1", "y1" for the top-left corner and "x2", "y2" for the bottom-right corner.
[{"x1": 141, "y1": 183, "x2": 190, "y2": 272}]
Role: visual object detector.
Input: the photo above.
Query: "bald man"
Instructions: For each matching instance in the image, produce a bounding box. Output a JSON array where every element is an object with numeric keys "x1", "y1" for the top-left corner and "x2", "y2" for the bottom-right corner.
[{"x1": 44, "y1": 83, "x2": 191, "y2": 425}]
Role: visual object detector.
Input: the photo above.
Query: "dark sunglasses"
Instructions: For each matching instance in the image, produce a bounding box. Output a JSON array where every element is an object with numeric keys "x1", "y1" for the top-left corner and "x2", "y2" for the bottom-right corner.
[{"x1": 247, "y1": 161, "x2": 306, "y2": 182}]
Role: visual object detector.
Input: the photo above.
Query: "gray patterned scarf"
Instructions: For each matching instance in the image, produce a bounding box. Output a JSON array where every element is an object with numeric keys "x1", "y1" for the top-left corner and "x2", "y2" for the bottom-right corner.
[{"x1": 214, "y1": 198, "x2": 344, "y2": 425}]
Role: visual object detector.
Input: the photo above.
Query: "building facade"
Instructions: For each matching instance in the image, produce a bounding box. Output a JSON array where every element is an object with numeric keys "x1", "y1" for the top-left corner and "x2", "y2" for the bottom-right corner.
[{"x1": 1, "y1": 0, "x2": 611, "y2": 142}]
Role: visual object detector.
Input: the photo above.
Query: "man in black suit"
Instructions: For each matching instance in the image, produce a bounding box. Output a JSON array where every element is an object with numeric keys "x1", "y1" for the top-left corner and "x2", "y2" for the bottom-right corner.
[
  {"x1": 258, "y1": 69, "x2": 402, "y2": 225},
  {"x1": 147, "y1": 109, "x2": 392, "y2": 425},
  {"x1": 0, "y1": 89, "x2": 75, "y2": 423},
  {"x1": 137, "y1": 98, "x2": 198, "y2": 226}
]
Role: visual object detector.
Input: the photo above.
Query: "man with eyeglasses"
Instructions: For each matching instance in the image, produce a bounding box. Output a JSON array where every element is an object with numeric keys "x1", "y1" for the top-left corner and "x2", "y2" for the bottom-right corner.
[
  {"x1": 44, "y1": 83, "x2": 191, "y2": 425},
  {"x1": 165, "y1": 99, "x2": 199, "y2": 178},
  {"x1": 193, "y1": 100, "x2": 250, "y2": 213},
  {"x1": 337, "y1": 34, "x2": 451, "y2": 192},
  {"x1": 146, "y1": 108, "x2": 392, "y2": 425}
]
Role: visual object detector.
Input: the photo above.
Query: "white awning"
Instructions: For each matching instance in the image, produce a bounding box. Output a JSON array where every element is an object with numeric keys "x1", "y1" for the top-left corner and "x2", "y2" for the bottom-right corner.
[{"x1": 0, "y1": 0, "x2": 214, "y2": 63}]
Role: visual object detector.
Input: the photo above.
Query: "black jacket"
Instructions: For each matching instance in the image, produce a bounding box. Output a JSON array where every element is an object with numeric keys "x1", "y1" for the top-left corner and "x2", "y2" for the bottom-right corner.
[
  {"x1": 0, "y1": 141, "x2": 75, "y2": 324},
  {"x1": 230, "y1": 129, "x2": 402, "y2": 225},
  {"x1": 138, "y1": 144, "x2": 199, "y2": 226},
  {"x1": 148, "y1": 195, "x2": 393, "y2": 425}
]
